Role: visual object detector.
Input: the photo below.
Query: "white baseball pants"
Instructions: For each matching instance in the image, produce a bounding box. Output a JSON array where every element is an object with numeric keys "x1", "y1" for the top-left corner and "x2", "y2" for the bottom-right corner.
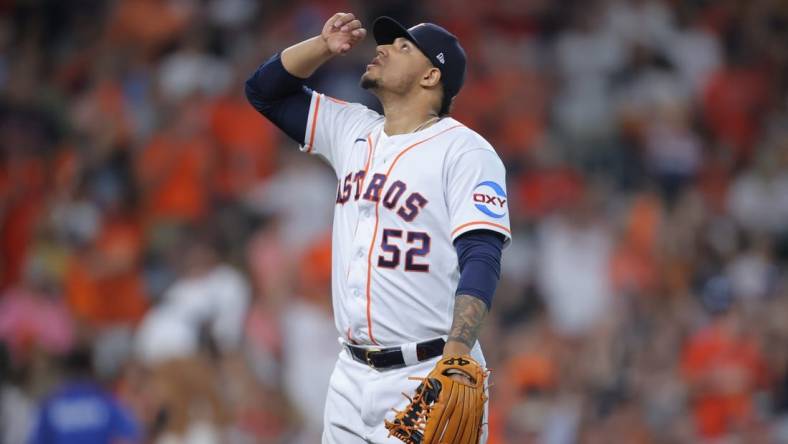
[{"x1": 321, "y1": 341, "x2": 488, "y2": 444}]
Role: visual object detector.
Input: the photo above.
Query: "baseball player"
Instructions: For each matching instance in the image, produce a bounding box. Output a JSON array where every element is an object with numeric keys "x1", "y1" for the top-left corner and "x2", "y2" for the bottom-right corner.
[{"x1": 245, "y1": 12, "x2": 511, "y2": 443}]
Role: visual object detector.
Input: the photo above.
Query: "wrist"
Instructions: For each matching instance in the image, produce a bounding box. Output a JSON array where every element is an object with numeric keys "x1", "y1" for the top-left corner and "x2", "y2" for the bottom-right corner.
[
  {"x1": 443, "y1": 339, "x2": 471, "y2": 356},
  {"x1": 281, "y1": 36, "x2": 335, "y2": 79},
  {"x1": 315, "y1": 35, "x2": 334, "y2": 57}
]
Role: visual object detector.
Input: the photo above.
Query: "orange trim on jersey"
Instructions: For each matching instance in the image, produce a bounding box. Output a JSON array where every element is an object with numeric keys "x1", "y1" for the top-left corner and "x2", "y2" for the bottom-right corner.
[
  {"x1": 326, "y1": 96, "x2": 347, "y2": 105},
  {"x1": 361, "y1": 132, "x2": 377, "y2": 188},
  {"x1": 364, "y1": 124, "x2": 464, "y2": 345},
  {"x1": 306, "y1": 94, "x2": 322, "y2": 153},
  {"x1": 451, "y1": 221, "x2": 512, "y2": 238}
]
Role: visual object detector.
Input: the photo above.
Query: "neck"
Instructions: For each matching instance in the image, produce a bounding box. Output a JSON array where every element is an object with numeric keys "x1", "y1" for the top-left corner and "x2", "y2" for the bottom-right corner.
[{"x1": 381, "y1": 96, "x2": 439, "y2": 136}]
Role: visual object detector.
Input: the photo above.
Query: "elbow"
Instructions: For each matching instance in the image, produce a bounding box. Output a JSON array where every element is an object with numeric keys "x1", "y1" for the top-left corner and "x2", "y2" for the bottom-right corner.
[
  {"x1": 243, "y1": 75, "x2": 254, "y2": 101},
  {"x1": 243, "y1": 76, "x2": 260, "y2": 106},
  {"x1": 244, "y1": 76, "x2": 273, "y2": 117}
]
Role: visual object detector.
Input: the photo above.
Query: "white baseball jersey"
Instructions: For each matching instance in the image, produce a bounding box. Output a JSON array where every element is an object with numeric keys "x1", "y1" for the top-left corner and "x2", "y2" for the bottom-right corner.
[{"x1": 301, "y1": 91, "x2": 511, "y2": 347}]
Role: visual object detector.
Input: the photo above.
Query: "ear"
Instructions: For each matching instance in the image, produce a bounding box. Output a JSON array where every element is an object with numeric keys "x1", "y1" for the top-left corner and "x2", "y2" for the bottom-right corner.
[{"x1": 420, "y1": 67, "x2": 442, "y2": 88}]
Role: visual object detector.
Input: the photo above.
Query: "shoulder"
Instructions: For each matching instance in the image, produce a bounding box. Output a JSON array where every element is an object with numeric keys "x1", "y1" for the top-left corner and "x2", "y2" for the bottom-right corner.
[
  {"x1": 310, "y1": 92, "x2": 383, "y2": 137},
  {"x1": 441, "y1": 121, "x2": 503, "y2": 166},
  {"x1": 313, "y1": 92, "x2": 382, "y2": 121}
]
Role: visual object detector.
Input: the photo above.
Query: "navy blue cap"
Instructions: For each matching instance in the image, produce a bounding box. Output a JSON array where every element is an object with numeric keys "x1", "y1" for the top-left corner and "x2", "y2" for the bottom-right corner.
[{"x1": 372, "y1": 16, "x2": 466, "y2": 101}]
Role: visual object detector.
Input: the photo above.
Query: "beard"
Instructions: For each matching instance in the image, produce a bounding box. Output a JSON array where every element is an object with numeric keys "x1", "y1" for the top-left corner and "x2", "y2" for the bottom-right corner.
[{"x1": 360, "y1": 73, "x2": 379, "y2": 90}]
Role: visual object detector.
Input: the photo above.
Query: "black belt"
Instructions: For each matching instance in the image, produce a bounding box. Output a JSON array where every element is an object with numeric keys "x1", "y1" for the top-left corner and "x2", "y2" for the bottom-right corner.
[{"x1": 345, "y1": 338, "x2": 446, "y2": 370}]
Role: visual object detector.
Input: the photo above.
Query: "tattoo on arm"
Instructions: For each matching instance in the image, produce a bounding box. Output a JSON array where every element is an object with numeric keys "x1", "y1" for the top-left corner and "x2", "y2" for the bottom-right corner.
[{"x1": 447, "y1": 295, "x2": 488, "y2": 349}]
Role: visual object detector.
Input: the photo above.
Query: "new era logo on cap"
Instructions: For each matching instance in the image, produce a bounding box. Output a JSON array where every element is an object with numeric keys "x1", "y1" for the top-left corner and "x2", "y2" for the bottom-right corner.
[{"x1": 436, "y1": 53, "x2": 445, "y2": 64}]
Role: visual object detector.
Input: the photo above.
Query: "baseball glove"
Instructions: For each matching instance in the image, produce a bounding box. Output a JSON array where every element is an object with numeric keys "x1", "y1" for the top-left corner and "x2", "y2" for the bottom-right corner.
[{"x1": 385, "y1": 354, "x2": 488, "y2": 444}]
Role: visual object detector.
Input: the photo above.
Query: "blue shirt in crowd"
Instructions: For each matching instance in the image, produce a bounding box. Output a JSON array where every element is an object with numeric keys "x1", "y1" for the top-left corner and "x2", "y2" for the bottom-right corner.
[{"x1": 28, "y1": 381, "x2": 139, "y2": 444}]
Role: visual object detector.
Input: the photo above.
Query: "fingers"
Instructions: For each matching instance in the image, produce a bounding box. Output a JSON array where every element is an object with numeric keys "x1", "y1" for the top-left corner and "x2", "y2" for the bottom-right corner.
[
  {"x1": 324, "y1": 12, "x2": 366, "y2": 55},
  {"x1": 325, "y1": 12, "x2": 344, "y2": 29},
  {"x1": 341, "y1": 19, "x2": 361, "y2": 32},
  {"x1": 352, "y1": 27, "x2": 367, "y2": 39},
  {"x1": 332, "y1": 14, "x2": 366, "y2": 36},
  {"x1": 331, "y1": 12, "x2": 356, "y2": 30},
  {"x1": 347, "y1": 22, "x2": 366, "y2": 45}
]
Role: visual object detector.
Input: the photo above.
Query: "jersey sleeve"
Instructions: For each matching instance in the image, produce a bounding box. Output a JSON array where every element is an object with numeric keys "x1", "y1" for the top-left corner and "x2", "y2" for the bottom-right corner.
[
  {"x1": 446, "y1": 148, "x2": 512, "y2": 246},
  {"x1": 300, "y1": 91, "x2": 381, "y2": 174}
]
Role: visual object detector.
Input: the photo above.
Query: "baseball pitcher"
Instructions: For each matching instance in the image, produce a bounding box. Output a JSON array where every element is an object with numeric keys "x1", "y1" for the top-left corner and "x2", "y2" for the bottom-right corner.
[{"x1": 245, "y1": 12, "x2": 511, "y2": 444}]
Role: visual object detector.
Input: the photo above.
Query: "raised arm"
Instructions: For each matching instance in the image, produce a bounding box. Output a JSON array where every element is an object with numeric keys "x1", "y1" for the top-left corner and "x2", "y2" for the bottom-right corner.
[
  {"x1": 282, "y1": 12, "x2": 366, "y2": 77},
  {"x1": 244, "y1": 12, "x2": 366, "y2": 143}
]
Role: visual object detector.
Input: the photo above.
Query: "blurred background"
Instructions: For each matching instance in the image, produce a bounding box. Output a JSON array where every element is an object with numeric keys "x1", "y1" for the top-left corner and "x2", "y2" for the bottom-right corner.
[{"x1": 1, "y1": 0, "x2": 787, "y2": 443}]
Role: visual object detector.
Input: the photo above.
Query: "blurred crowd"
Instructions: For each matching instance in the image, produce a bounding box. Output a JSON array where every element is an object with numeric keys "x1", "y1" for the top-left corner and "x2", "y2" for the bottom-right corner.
[{"x1": 1, "y1": 0, "x2": 787, "y2": 443}]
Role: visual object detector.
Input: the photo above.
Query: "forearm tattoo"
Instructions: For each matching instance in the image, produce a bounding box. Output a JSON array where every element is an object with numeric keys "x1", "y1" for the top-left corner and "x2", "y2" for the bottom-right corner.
[{"x1": 447, "y1": 295, "x2": 488, "y2": 349}]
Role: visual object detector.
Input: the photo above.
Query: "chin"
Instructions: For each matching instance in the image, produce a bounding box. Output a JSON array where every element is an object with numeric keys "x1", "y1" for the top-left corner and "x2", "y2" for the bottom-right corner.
[{"x1": 360, "y1": 73, "x2": 379, "y2": 90}]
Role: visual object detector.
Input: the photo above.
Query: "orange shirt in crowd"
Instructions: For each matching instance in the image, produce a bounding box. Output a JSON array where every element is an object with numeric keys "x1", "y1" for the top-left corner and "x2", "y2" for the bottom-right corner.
[
  {"x1": 136, "y1": 130, "x2": 213, "y2": 224},
  {"x1": 610, "y1": 193, "x2": 661, "y2": 295},
  {"x1": 452, "y1": 76, "x2": 499, "y2": 132},
  {"x1": 494, "y1": 69, "x2": 549, "y2": 157},
  {"x1": 1, "y1": 196, "x2": 43, "y2": 289},
  {"x1": 703, "y1": 66, "x2": 770, "y2": 162},
  {"x1": 107, "y1": 0, "x2": 191, "y2": 57},
  {"x1": 209, "y1": 95, "x2": 278, "y2": 199},
  {"x1": 0, "y1": 154, "x2": 46, "y2": 288},
  {"x1": 64, "y1": 216, "x2": 148, "y2": 326},
  {"x1": 681, "y1": 320, "x2": 767, "y2": 438},
  {"x1": 515, "y1": 167, "x2": 584, "y2": 219}
]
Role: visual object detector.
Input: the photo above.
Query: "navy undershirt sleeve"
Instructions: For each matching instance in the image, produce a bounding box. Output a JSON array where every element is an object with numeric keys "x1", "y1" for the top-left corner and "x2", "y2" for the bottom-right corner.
[
  {"x1": 244, "y1": 53, "x2": 312, "y2": 144},
  {"x1": 454, "y1": 230, "x2": 505, "y2": 310}
]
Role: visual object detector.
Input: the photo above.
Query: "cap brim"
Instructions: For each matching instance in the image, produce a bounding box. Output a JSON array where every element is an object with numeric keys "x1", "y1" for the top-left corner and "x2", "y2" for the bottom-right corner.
[{"x1": 372, "y1": 16, "x2": 415, "y2": 46}]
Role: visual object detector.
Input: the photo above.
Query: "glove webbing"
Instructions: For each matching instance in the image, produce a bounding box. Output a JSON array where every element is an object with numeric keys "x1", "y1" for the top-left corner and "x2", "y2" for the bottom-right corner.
[{"x1": 385, "y1": 377, "x2": 441, "y2": 443}]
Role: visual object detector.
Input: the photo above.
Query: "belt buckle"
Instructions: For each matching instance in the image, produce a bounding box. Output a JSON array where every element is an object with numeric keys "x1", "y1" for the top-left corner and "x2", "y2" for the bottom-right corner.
[{"x1": 365, "y1": 347, "x2": 381, "y2": 369}]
